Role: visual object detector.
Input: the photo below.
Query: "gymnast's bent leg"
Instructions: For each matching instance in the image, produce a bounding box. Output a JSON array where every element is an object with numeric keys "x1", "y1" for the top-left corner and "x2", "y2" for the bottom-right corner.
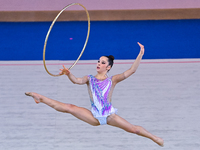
[
  {"x1": 25, "y1": 92, "x2": 100, "y2": 126},
  {"x1": 107, "y1": 114, "x2": 164, "y2": 146}
]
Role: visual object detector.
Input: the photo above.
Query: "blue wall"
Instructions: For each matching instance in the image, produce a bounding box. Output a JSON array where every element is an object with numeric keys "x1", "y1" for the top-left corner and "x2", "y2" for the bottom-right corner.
[{"x1": 0, "y1": 19, "x2": 200, "y2": 60}]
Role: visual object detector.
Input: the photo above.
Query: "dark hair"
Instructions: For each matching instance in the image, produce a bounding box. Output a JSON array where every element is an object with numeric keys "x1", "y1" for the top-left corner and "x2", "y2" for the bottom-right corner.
[{"x1": 105, "y1": 55, "x2": 115, "y2": 69}]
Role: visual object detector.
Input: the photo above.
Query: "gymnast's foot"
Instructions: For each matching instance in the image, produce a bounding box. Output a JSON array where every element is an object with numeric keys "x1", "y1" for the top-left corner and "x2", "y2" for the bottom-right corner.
[
  {"x1": 25, "y1": 92, "x2": 41, "y2": 104},
  {"x1": 155, "y1": 137, "x2": 164, "y2": 147}
]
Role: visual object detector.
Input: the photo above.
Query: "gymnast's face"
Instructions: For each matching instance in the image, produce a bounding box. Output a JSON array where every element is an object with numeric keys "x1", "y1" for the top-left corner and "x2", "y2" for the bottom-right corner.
[{"x1": 96, "y1": 56, "x2": 111, "y2": 72}]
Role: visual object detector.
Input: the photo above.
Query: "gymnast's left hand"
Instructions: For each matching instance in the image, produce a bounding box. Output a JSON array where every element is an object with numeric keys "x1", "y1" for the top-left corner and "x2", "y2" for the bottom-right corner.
[
  {"x1": 137, "y1": 42, "x2": 144, "y2": 55},
  {"x1": 59, "y1": 65, "x2": 70, "y2": 75}
]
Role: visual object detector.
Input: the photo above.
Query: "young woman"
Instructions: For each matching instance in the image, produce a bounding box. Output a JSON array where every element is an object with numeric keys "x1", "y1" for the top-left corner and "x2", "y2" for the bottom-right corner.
[{"x1": 25, "y1": 42, "x2": 164, "y2": 147}]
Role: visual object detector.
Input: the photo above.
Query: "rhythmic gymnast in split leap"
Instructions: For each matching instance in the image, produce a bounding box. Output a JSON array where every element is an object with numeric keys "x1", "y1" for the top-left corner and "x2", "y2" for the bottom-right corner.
[{"x1": 25, "y1": 42, "x2": 164, "y2": 147}]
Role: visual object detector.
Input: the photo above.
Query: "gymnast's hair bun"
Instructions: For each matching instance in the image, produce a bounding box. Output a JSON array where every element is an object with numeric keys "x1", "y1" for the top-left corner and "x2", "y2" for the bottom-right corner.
[{"x1": 108, "y1": 55, "x2": 115, "y2": 61}]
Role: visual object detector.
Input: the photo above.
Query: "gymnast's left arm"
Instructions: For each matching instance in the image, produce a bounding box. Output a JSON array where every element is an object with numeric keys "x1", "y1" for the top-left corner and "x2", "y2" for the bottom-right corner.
[
  {"x1": 123, "y1": 42, "x2": 144, "y2": 79},
  {"x1": 59, "y1": 65, "x2": 88, "y2": 85},
  {"x1": 113, "y1": 42, "x2": 144, "y2": 84}
]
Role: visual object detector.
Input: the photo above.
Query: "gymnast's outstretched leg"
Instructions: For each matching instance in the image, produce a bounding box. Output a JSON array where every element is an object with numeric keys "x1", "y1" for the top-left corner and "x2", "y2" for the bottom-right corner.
[
  {"x1": 107, "y1": 114, "x2": 164, "y2": 147},
  {"x1": 25, "y1": 92, "x2": 100, "y2": 126}
]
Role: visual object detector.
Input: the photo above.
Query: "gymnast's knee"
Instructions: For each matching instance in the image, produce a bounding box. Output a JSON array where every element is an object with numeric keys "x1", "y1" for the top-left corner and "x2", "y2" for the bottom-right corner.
[
  {"x1": 64, "y1": 104, "x2": 76, "y2": 113},
  {"x1": 54, "y1": 103, "x2": 75, "y2": 113},
  {"x1": 130, "y1": 125, "x2": 142, "y2": 135}
]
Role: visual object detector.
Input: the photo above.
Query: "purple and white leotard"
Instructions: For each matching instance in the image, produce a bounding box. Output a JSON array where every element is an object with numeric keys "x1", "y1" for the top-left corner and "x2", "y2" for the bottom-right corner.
[{"x1": 87, "y1": 75, "x2": 117, "y2": 125}]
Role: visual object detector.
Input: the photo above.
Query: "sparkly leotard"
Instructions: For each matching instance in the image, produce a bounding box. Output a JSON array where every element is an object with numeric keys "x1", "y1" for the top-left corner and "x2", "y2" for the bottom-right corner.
[{"x1": 87, "y1": 75, "x2": 117, "y2": 125}]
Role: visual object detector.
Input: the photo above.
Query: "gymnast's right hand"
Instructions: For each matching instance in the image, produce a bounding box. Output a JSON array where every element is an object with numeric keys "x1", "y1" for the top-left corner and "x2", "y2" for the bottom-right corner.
[{"x1": 59, "y1": 65, "x2": 70, "y2": 75}]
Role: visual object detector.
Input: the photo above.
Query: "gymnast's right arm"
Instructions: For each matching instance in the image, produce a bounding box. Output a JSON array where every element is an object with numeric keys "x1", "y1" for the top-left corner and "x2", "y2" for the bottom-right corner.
[{"x1": 59, "y1": 65, "x2": 88, "y2": 85}]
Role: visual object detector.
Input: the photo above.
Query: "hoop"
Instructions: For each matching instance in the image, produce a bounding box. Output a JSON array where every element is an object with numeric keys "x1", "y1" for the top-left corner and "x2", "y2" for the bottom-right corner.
[{"x1": 43, "y1": 3, "x2": 90, "y2": 77}]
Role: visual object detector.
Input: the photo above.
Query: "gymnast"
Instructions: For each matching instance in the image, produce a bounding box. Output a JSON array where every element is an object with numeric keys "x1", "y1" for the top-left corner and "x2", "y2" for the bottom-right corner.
[{"x1": 25, "y1": 42, "x2": 164, "y2": 146}]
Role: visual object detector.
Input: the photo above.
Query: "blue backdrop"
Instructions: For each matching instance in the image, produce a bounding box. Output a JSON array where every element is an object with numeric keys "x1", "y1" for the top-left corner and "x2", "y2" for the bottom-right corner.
[{"x1": 0, "y1": 19, "x2": 200, "y2": 60}]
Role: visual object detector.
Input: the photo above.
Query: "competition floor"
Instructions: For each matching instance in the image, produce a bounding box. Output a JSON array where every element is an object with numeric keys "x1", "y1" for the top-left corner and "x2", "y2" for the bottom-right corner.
[{"x1": 0, "y1": 59, "x2": 200, "y2": 150}]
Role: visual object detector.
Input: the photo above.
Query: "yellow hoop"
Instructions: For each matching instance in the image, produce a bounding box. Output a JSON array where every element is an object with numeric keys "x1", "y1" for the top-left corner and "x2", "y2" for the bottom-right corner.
[{"x1": 43, "y1": 3, "x2": 90, "y2": 77}]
